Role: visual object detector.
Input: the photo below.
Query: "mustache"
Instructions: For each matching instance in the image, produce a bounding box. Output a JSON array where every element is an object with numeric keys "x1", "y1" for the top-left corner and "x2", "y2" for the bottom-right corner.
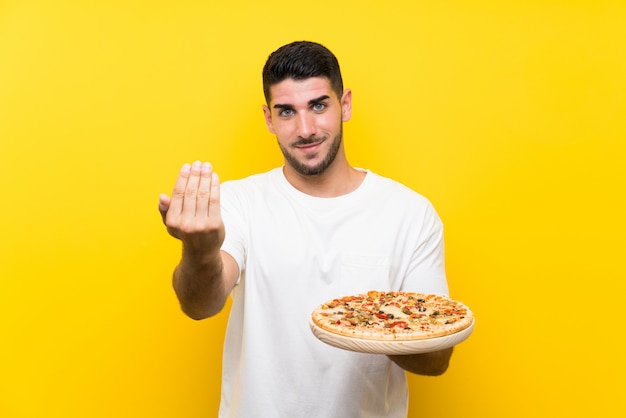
[{"x1": 292, "y1": 136, "x2": 327, "y2": 147}]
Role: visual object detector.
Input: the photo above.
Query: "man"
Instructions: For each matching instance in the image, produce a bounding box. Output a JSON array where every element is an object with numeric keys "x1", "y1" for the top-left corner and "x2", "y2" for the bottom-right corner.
[{"x1": 159, "y1": 41, "x2": 453, "y2": 417}]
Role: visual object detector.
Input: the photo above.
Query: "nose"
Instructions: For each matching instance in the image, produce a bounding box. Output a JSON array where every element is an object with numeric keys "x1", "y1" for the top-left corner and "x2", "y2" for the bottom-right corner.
[{"x1": 296, "y1": 113, "x2": 316, "y2": 139}]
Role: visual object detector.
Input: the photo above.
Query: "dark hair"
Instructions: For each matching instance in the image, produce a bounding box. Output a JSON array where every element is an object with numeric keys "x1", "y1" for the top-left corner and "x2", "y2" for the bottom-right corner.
[{"x1": 262, "y1": 41, "x2": 344, "y2": 104}]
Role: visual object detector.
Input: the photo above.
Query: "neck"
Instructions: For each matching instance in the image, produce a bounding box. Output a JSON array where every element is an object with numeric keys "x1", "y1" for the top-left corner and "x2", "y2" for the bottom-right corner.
[{"x1": 283, "y1": 160, "x2": 366, "y2": 198}]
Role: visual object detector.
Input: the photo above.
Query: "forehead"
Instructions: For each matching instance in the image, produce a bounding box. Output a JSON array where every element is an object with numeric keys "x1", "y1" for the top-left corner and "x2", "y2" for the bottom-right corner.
[{"x1": 268, "y1": 77, "x2": 337, "y2": 106}]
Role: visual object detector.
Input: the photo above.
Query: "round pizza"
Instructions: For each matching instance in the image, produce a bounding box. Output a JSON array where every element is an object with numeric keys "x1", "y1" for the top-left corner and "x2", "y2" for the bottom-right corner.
[{"x1": 311, "y1": 290, "x2": 473, "y2": 341}]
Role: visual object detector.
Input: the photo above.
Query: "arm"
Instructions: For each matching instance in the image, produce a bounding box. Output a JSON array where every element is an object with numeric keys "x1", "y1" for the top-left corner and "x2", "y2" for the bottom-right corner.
[
  {"x1": 388, "y1": 347, "x2": 453, "y2": 376},
  {"x1": 389, "y1": 204, "x2": 453, "y2": 375},
  {"x1": 159, "y1": 161, "x2": 239, "y2": 320}
]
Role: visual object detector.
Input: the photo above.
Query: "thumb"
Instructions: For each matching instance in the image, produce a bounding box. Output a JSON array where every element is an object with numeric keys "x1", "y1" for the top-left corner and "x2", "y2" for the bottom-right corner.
[{"x1": 158, "y1": 193, "x2": 171, "y2": 222}]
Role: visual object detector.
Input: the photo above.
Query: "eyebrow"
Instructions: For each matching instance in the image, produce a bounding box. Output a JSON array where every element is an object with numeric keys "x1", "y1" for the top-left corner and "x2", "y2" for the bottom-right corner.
[{"x1": 273, "y1": 95, "x2": 331, "y2": 110}]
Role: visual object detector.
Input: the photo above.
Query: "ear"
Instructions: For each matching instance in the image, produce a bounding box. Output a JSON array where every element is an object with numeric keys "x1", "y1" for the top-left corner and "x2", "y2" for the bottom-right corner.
[
  {"x1": 262, "y1": 104, "x2": 276, "y2": 134},
  {"x1": 340, "y1": 88, "x2": 352, "y2": 122}
]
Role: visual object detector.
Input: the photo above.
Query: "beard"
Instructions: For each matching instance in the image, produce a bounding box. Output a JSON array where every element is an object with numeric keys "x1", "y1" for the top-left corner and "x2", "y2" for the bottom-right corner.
[{"x1": 278, "y1": 125, "x2": 343, "y2": 176}]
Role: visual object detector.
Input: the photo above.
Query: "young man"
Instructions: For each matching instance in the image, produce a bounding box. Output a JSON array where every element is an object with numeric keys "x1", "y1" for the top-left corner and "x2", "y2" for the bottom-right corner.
[{"x1": 159, "y1": 41, "x2": 453, "y2": 417}]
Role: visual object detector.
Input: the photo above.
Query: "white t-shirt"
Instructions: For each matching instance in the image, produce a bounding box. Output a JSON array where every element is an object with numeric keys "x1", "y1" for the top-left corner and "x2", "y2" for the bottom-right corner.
[{"x1": 218, "y1": 167, "x2": 448, "y2": 418}]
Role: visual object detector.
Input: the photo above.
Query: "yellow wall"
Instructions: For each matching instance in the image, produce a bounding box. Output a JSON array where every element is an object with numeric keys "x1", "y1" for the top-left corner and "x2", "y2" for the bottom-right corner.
[{"x1": 1, "y1": 1, "x2": 624, "y2": 417}]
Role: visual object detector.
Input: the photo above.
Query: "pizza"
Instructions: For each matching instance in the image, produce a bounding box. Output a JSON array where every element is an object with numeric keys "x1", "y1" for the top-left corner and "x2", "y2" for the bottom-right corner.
[{"x1": 311, "y1": 290, "x2": 473, "y2": 341}]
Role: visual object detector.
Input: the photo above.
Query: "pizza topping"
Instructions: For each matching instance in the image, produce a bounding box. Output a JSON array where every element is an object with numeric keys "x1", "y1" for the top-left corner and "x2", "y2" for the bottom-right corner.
[{"x1": 311, "y1": 290, "x2": 473, "y2": 341}]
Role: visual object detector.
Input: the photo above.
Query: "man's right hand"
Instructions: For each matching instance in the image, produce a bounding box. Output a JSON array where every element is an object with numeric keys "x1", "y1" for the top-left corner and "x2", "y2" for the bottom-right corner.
[{"x1": 159, "y1": 161, "x2": 225, "y2": 255}]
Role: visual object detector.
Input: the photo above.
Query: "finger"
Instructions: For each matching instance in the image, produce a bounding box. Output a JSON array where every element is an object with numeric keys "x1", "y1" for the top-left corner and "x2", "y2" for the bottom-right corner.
[
  {"x1": 181, "y1": 161, "x2": 202, "y2": 217},
  {"x1": 207, "y1": 172, "x2": 221, "y2": 221},
  {"x1": 158, "y1": 193, "x2": 171, "y2": 224},
  {"x1": 196, "y1": 162, "x2": 213, "y2": 216},
  {"x1": 168, "y1": 163, "x2": 191, "y2": 217}
]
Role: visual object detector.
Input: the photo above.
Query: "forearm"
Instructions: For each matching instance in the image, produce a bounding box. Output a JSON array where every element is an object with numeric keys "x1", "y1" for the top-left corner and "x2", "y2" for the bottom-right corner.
[
  {"x1": 388, "y1": 347, "x2": 453, "y2": 376},
  {"x1": 173, "y1": 249, "x2": 229, "y2": 320}
]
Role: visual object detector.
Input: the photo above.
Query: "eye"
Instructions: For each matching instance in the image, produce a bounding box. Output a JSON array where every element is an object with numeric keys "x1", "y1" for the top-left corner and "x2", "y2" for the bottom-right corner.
[
  {"x1": 312, "y1": 103, "x2": 326, "y2": 112},
  {"x1": 279, "y1": 108, "x2": 294, "y2": 117}
]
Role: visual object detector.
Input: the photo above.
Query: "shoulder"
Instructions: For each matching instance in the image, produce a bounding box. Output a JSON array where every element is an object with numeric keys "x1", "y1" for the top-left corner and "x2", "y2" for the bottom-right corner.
[
  {"x1": 222, "y1": 167, "x2": 280, "y2": 187},
  {"x1": 362, "y1": 172, "x2": 443, "y2": 231},
  {"x1": 367, "y1": 172, "x2": 435, "y2": 208},
  {"x1": 221, "y1": 168, "x2": 281, "y2": 196}
]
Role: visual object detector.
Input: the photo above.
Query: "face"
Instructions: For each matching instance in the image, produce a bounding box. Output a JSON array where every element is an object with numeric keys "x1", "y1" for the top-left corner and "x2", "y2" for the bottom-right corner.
[{"x1": 263, "y1": 77, "x2": 352, "y2": 176}]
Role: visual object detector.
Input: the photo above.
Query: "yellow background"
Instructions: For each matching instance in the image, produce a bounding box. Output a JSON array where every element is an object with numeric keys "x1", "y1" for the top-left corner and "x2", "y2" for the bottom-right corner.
[{"x1": 1, "y1": 0, "x2": 625, "y2": 416}]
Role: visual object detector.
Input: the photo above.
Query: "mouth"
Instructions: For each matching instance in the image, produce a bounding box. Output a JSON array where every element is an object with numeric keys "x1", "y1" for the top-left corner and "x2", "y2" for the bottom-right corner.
[{"x1": 293, "y1": 137, "x2": 325, "y2": 153}]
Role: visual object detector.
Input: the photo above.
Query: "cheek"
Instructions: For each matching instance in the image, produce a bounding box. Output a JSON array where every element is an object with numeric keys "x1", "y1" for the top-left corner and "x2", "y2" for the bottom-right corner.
[
  {"x1": 319, "y1": 115, "x2": 341, "y2": 133},
  {"x1": 272, "y1": 122, "x2": 295, "y2": 139}
]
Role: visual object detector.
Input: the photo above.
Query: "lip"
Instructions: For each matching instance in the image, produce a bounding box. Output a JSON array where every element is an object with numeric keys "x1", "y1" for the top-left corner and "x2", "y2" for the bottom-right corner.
[{"x1": 294, "y1": 140, "x2": 324, "y2": 155}]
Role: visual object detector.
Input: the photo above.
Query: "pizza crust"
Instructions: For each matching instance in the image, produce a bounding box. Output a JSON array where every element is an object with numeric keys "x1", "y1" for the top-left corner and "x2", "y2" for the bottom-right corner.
[{"x1": 311, "y1": 291, "x2": 473, "y2": 341}]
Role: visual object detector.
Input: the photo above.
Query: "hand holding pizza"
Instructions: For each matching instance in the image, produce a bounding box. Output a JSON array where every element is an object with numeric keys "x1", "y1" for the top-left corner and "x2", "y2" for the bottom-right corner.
[{"x1": 159, "y1": 161, "x2": 225, "y2": 256}]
